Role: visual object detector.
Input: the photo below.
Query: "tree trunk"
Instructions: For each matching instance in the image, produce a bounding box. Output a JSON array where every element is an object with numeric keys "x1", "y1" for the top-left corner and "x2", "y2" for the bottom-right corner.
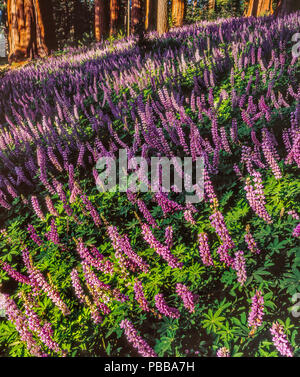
[
  {"x1": 110, "y1": 0, "x2": 119, "y2": 37},
  {"x1": 208, "y1": 0, "x2": 215, "y2": 12},
  {"x1": 157, "y1": 0, "x2": 168, "y2": 35},
  {"x1": 7, "y1": 0, "x2": 55, "y2": 63},
  {"x1": 145, "y1": 0, "x2": 157, "y2": 31},
  {"x1": 245, "y1": 0, "x2": 273, "y2": 16},
  {"x1": 172, "y1": 0, "x2": 185, "y2": 27},
  {"x1": 275, "y1": 0, "x2": 300, "y2": 16},
  {"x1": 95, "y1": 0, "x2": 110, "y2": 41},
  {"x1": 131, "y1": 0, "x2": 142, "y2": 34}
]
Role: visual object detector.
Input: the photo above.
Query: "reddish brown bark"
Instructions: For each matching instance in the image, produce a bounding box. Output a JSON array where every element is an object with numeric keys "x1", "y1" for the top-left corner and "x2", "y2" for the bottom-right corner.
[
  {"x1": 245, "y1": 0, "x2": 273, "y2": 17},
  {"x1": 172, "y1": 0, "x2": 185, "y2": 27},
  {"x1": 208, "y1": 0, "x2": 215, "y2": 12},
  {"x1": 95, "y1": 0, "x2": 110, "y2": 41},
  {"x1": 131, "y1": 0, "x2": 142, "y2": 34},
  {"x1": 110, "y1": 0, "x2": 120, "y2": 37},
  {"x1": 157, "y1": 0, "x2": 169, "y2": 35},
  {"x1": 7, "y1": 0, "x2": 55, "y2": 63},
  {"x1": 145, "y1": 0, "x2": 157, "y2": 31},
  {"x1": 275, "y1": 0, "x2": 300, "y2": 17}
]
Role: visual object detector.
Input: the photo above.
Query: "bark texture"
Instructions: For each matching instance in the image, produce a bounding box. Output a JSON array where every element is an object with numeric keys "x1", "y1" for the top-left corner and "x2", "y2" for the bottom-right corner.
[
  {"x1": 245, "y1": 0, "x2": 273, "y2": 17},
  {"x1": 8, "y1": 0, "x2": 55, "y2": 63},
  {"x1": 157, "y1": 0, "x2": 168, "y2": 35},
  {"x1": 145, "y1": 0, "x2": 157, "y2": 31},
  {"x1": 95, "y1": 0, "x2": 110, "y2": 41},
  {"x1": 110, "y1": 0, "x2": 119, "y2": 36},
  {"x1": 172, "y1": 0, "x2": 185, "y2": 27}
]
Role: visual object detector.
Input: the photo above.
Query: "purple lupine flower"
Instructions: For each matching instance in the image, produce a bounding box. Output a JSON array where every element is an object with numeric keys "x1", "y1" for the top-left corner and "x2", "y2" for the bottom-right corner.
[
  {"x1": 292, "y1": 223, "x2": 300, "y2": 238},
  {"x1": 70, "y1": 182, "x2": 82, "y2": 203},
  {"x1": 155, "y1": 293, "x2": 180, "y2": 319},
  {"x1": 90, "y1": 246, "x2": 114, "y2": 275},
  {"x1": 141, "y1": 223, "x2": 182, "y2": 269},
  {"x1": 0, "y1": 261, "x2": 31, "y2": 285},
  {"x1": 230, "y1": 118, "x2": 238, "y2": 143},
  {"x1": 120, "y1": 319, "x2": 157, "y2": 357},
  {"x1": 244, "y1": 172, "x2": 272, "y2": 224},
  {"x1": 70, "y1": 268, "x2": 86, "y2": 304},
  {"x1": 270, "y1": 322, "x2": 293, "y2": 357},
  {"x1": 81, "y1": 261, "x2": 111, "y2": 304},
  {"x1": 176, "y1": 283, "x2": 196, "y2": 313},
  {"x1": 216, "y1": 243, "x2": 234, "y2": 267},
  {"x1": 203, "y1": 168, "x2": 218, "y2": 206},
  {"x1": 287, "y1": 210, "x2": 299, "y2": 220},
  {"x1": 22, "y1": 293, "x2": 62, "y2": 354},
  {"x1": 0, "y1": 196, "x2": 11, "y2": 210},
  {"x1": 1, "y1": 294, "x2": 45, "y2": 357},
  {"x1": 165, "y1": 226, "x2": 173, "y2": 250},
  {"x1": 233, "y1": 251, "x2": 247, "y2": 286},
  {"x1": 47, "y1": 147, "x2": 63, "y2": 172},
  {"x1": 45, "y1": 219, "x2": 60, "y2": 245},
  {"x1": 134, "y1": 280, "x2": 150, "y2": 312},
  {"x1": 107, "y1": 225, "x2": 149, "y2": 273},
  {"x1": 209, "y1": 211, "x2": 234, "y2": 248},
  {"x1": 26, "y1": 261, "x2": 70, "y2": 316},
  {"x1": 81, "y1": 194, "x2": 102, "y2": 227},
  {"x1": 31, "y1": 196, "x2": 46, "y2": 221},
  {"x1": 154, "y1": 192, "x2": 184, "y2": 215},
  {"x1": 217, "y1": 347, "x2": 230, "y2": 357},
  {"x1": 45, "y1": 196, "x2": 59, "y2": 217},
  {"x1": 262, "y1": 139, "x2": 282, "y2": 179},
  {"x1": 244, "y1": 229, "x2": 261, "y2": 254},
  {"x1": 248, "y1": 290, "x2": 264, "y2": 333},
  {"x1": 28, "y1": 224, "x2": 43, "y2": 246},
  {"x1": 198, "y1": 233, "x2": 214, "y2": 266},
  {"x1": 137, "y1": 199, "x2": 158, "y2": 228},
  {"x1": 53, "y1": 180, "x2": 73, "y2": 217},
  {"x1": 220, "y1": 127, "x2": 231, "y2": 154}
]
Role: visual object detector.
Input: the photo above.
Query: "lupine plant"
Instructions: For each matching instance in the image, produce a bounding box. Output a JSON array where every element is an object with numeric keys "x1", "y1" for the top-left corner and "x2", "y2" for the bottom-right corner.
[{"x1": 0, "y1": 12, "x2": 299, "y2": 357}]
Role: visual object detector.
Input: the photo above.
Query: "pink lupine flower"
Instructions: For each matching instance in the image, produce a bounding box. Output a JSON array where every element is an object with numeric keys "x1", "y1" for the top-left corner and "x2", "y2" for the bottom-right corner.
[
  {"x1": 209, "y1": 211, "x2": 235, "y2": 248},
  {"x1": 108, "y1": 225, "x2": 149, "y2": 273},
  {"x1": 70, "y1": 268, "x2": 86, "y2": 304},
  {"x1": 81, "y1": 194, "x2": 102, "y2": 227},
  {"x1": 28, "y1": 224, "x2": 43, "y2": 246},
  {"x1": 1, "y1": 294, "x2": 45, "y2": 357},
  {"x1": 134, "y1": 280, "x2": 150, "y2": 312},
  {"x1": 198, "y1": 233, "x2": 214, "y2": 266},
  {"x1": 233, "y1": 251, "x2": 247, "y2": 286},
  {"x1": 244, "y1": 229, "x2": 261, "y2": 254},
  {"x1": 292, "y1": 223, "x2": 300, "y2": 238},
  {"x1": 248, "y1": 290, "x2": 264, "y2": 332},
  {"x1": 155, "y1": 293, "x2": 180, "y2": 319},
  {"x1": 23, "y1": 293, "x2": 62, "y2": 354},
  {"x1": 287, "y1": 210, "x2": 299, "y2": 220},
  {"x1": 217, "y1": 243, "x2": 234, "y2": 267},
  {"x1": 217, "y1": 347, "x2": 230, "y2": 357},
  {"x1": 45, "y1": 219, "x2": 60, "y2": 245},
  {"x1": 31, "y1": 196, "x2": 46, "y2": 221},
  {"x1": 137, "y1": 199, "x2": 158, "y2": 228},
  {"x1": 120, "y1": 319, "x2": 157, "y2": 357},
  {"x1": 244, "y1": 172, "x2": 272, "y2": 224},
  {"x1": 270, "y1": 322, "x2": 293, "y2": 357},
  {"x1": 141, "y1": 223, "x2": 182, "y2": 269},
  {"x1": 45, "y1": 196, "x2": 59, "y2": 217},
  {"x1": 176, "y1": 283, "x2": 196, "y2": 313},
  {"x1": 1, "y1": 261, "x2": 31, "y2": 285},
  {"x1": 165, "y1": 226, "x2": 173, "y2": 249}
]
